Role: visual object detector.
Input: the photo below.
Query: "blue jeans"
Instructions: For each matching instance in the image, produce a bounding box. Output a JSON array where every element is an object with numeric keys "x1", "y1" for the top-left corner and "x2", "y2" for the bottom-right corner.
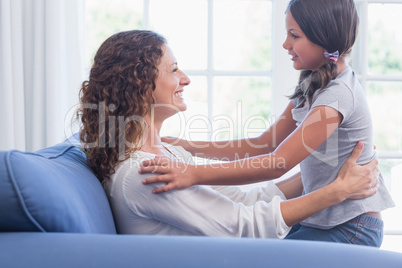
[{"x1": 285, "y1": 215, "x2": 384, "y2": 247}]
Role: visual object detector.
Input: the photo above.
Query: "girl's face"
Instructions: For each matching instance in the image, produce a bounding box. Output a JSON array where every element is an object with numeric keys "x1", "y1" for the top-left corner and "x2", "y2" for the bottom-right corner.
[
  {"x1": 283, "y1": 11, "x2": 327, "y2": 71},
  {"x1": 153, "y1": 45, "x2": 191, "y2": 118}
]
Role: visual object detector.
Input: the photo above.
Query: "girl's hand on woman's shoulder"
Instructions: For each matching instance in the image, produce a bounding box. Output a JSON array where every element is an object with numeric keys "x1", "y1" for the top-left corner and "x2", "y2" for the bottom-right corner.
[{"x1": 140, "y1": 156, "x2": 197, "y2": 194}]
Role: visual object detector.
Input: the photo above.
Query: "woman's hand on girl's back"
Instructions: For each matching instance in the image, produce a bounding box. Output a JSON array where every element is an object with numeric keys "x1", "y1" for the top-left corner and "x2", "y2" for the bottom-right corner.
[{"x1": 332, "y1": 141, "x2": 379, "y2": 200}]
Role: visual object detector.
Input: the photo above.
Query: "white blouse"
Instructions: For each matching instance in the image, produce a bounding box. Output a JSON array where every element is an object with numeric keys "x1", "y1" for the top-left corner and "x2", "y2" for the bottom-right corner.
[{"x1": 105, "y1": 144, "x2": 290, "y2": 239}]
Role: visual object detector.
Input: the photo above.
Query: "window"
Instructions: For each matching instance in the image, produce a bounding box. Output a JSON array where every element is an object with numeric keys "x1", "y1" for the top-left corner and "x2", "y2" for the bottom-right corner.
[
  {"x1": 86, "y1": 0, "x2": 276, "y2": 142},
  {"x1": 352, "y1": 0, "x2": 402, "y2": 251},
  {"x1": 85, "y1": 0, "x2": 401, "y2": 251}
]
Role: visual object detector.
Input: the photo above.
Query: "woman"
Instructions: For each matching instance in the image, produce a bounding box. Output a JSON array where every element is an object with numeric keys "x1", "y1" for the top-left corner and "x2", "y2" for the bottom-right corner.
[{"x1": 77, "y1": 30, "x2": 378, "y2": 238}]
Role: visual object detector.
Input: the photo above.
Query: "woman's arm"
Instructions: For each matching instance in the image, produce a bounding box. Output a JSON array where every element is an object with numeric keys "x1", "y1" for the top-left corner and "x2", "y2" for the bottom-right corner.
[
  {"x1": 279, "y1": 141, "x2": 379, "y2": 226},
  {"x1": 119, "y1": 160, "x2": 291, "y2": 238},
  {"x1": 120, "y1": 142, "x2": 377, "y2": 238},
  {"x1": 163, "y1": 101, "x2": 297, "y2": 160},
  {"x1": 275, "y1": 172, "x2": 304, "y2": 200}
]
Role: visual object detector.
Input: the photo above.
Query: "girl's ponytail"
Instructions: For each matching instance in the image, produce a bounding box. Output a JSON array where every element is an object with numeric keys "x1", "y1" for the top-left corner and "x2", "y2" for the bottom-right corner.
[{"x1": 290, "y1": 60, "x2": 338, "y2": 107}]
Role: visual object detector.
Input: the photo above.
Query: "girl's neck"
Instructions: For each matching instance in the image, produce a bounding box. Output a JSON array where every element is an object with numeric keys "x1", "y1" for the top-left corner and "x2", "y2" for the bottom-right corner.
[{"x1": 335, "y1": 58, "x2": 348, "y2": 75}]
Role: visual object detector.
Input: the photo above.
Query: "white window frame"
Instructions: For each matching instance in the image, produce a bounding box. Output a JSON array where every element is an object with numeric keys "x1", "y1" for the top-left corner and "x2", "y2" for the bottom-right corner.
[
  {"x1": 355, "y1": 0, "x2": 402, "y2": 236},
  {"x1": 354, "y1": 0, "x2": 402, "y2": 158}
]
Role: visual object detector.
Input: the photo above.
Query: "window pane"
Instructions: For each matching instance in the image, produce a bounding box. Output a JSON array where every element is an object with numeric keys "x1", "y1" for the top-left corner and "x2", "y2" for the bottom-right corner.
[
  {"x1": 161, "y1": 76, "x2": 209, "y2": 140},
  {"x1": 149, "y1": 0, "x2": 208, "y2": 70},
  {"x1": 213, "y1": 77, "x2": 271, "y2": 140},
  {"x1": 366, "y1": 82, "x2": 402, "y2": 153},
  {"x1": 368, "y1": 4, "x2": 402, "y2": 75},
  {"x1": 214, "y1": 0, "x2": 272, "y2": 70},
  {"x1": 86, "y1": 0, "x2": 143, "y2": 67},
  {"x1": 379, "y1": 159, "x2": 402, "y2": 231}
]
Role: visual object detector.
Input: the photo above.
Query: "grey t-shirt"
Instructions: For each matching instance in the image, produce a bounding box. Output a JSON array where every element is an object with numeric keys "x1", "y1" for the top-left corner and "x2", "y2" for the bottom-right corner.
[{"x1": 291, "y1": 66, "x2": 394, "y2": 229}]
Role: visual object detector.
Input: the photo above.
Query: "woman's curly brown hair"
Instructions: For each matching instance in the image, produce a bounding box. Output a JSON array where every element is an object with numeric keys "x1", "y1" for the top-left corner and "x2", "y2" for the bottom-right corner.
[{"x1": 77, "y1": 30, "x2": 166, "y2": 182}]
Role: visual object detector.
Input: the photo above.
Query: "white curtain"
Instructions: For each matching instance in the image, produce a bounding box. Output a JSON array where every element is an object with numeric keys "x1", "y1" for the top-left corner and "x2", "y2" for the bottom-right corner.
[{"x1": 0, "y1": 0, "x2": 85, "y2": 151}]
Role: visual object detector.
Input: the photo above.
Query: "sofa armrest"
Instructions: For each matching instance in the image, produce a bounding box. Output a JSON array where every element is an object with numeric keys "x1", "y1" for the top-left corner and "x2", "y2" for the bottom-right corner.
[{"x1": 1, "y1": 233, "x2": 401, "y2": 267}]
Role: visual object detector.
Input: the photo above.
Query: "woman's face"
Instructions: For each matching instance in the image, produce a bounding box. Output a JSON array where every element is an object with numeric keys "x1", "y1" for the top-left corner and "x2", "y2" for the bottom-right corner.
[
  {"x1": 282, "y1": 11, "x2": 327, "y2": 71},
  {"x1": 153, "y1": 45, "x2": 191, "y2": 118}
]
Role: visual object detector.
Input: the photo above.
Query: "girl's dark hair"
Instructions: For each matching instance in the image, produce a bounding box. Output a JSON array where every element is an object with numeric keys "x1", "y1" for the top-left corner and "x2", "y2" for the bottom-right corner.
[
  {"x1": 77, "y1": 30, "x2": 166, "y2": 182},
  {"x1": 287, "y1": 0, "x2": 359, "y2": 106}
]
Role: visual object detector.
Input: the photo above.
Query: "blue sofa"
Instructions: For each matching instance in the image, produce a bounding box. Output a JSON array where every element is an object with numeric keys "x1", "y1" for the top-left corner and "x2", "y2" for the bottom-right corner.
[{"x1": 1, "y1": 138, "x2": 402, "y2": 267}]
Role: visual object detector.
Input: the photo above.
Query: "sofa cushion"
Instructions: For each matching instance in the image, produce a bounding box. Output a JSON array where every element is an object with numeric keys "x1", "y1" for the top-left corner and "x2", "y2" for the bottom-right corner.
[{"x1": 0, "y1": 140, "x2": 116, "y2": 234}]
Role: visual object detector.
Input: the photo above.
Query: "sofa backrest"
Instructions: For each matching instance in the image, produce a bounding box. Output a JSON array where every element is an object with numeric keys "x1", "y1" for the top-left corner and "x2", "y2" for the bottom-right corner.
[{"x1": 0, "y1": 140, "x2": 116, "y2": 234}]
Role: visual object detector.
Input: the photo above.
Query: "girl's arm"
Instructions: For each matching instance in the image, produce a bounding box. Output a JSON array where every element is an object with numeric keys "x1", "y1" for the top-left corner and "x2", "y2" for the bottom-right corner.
[
  {"x1": 163, "y1": 102, "x2": 297, "y2": 160},
  {"x1": 141, "y1": 105, "x2": 342, "y2": 191}
]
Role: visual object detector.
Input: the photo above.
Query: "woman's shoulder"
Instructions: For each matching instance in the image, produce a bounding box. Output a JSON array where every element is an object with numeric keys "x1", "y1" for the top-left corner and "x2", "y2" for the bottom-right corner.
[
  {"x1": 106, "y1": 151, "x2": 164, "y2": 196},
  {"x1": 162, "y1": 143, "x2": 194, "y2": 164},
  {"x1": 117, "y1": 151, "x2": 156, "y2": 169},
  {"x1": 109, "y1": 151, "x2": 156, "y2": 184}
]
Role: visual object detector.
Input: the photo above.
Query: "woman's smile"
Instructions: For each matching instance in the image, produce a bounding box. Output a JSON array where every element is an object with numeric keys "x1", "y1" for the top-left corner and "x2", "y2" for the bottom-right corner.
[{"x1": 174, "y1": 90, "x2": 183, "y2": 99}]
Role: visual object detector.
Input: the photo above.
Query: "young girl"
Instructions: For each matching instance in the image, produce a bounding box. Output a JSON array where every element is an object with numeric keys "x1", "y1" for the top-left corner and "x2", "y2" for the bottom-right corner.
[{"x1": 140, "y1": 0, "x2": 394, "y2": 246}]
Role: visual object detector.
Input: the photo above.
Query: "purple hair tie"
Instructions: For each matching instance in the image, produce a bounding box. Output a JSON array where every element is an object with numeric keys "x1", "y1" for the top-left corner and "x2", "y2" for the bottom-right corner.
[{"x1": 324, "y1": 50, "x2": 339, "y2": 62}]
